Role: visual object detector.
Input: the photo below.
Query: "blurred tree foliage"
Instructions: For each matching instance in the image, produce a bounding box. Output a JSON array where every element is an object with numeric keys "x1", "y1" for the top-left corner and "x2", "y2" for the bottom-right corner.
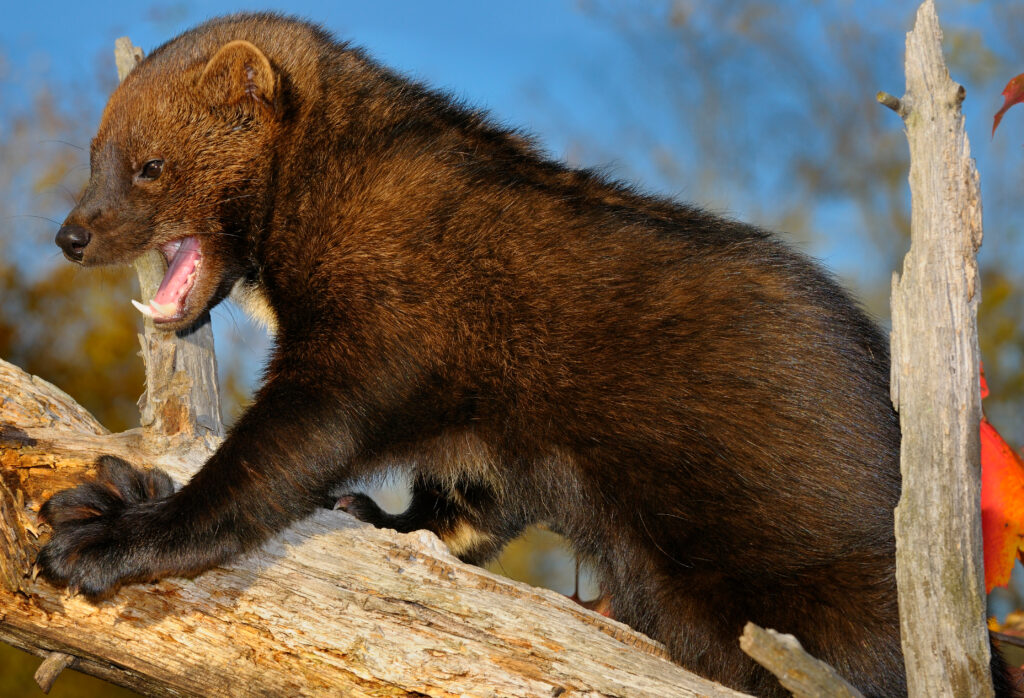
[
  {"x1": 0, "y1": 90, "x2": 143, "y2": 431},
  {"x1": 4, "y1": 1, "x2": 1024, "y2": 693},
  {"x1": 575, "y1": 0, "x2": 1024, "y2": 442},
  {"x1": 0, "y1": 51, "x2": 242, "y2": 696}
]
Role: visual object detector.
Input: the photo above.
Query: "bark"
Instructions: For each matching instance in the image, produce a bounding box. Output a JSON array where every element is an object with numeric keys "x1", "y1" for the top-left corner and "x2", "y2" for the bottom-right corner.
[
  {"x1": 739, "y1": 624, "x2": 864, "y2": 698},
  {"x1": 0, "y1": 358, "x2": 749, "y2": 697},
  {"x1": 886, "y1": 1, "x2": 992, "y2": 696}
]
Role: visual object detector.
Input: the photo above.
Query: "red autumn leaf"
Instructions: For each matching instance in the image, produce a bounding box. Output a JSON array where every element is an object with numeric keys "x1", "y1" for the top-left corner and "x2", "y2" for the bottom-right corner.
[
  {"x1": 980, "y1": 418, "x2": 1024, "y2": 592},
  {"x1": 981, "y1": 365, "x2": 1024, "y2": 592},
  {"x1": 993, "y1": 73, "x2": 1024, "y2": 136}
]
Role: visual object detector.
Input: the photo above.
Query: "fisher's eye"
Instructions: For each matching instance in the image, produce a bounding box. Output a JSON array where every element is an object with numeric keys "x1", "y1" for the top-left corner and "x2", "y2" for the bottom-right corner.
[{"x1": 138, "y1": 159, "x2": 164, "y2": 181}]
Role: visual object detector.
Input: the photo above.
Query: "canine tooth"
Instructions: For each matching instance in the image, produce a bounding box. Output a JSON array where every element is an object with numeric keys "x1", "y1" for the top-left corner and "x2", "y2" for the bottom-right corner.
[
  {"x1": 132, "y1": 299, "x2": 156, "y2": 318},
  {"x1": 151, "y1": 301, "x2": 178, "y2": 317}
]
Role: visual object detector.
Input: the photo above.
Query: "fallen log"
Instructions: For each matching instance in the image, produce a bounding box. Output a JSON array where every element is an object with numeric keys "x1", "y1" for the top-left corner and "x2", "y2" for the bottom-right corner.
[{"x1": 0, "y1": 357, "x2": 747, "y2": 697}]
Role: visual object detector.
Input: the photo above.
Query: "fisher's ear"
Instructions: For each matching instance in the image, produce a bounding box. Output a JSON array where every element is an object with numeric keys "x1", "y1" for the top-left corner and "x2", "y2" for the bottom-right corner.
[{"x1": 198, "y1": 39, "x2": 278, "y2": 114}]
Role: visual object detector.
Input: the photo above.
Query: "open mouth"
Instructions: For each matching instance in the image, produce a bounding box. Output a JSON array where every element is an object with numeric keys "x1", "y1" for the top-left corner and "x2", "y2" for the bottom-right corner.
[{"x1": 131, "y1": 236, "x2": 202, "y2": 323}]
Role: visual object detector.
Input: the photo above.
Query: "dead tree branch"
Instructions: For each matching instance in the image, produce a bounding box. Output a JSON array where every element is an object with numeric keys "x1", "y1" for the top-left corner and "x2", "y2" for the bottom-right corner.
[
  {"x1": 739, "y1": 623, "x2": 864, "y2": 698},
  {"x1": 886, "y1": 1, "x2": 992, "y2": 696}
]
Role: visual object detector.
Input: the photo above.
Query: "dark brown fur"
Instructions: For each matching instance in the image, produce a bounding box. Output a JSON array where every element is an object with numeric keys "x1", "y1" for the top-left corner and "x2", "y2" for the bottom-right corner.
[{"x1": 39, "y1": 14, "x2": 1016, "y2": 696}]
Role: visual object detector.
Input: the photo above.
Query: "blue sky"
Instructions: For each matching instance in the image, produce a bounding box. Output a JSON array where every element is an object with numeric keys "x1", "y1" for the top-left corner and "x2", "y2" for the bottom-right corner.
[
  {"x1": 0, "y1": 1, "x2": 633, "y2": 172},
  {"x1": 3, "y1": 1, "x2": 1024, "y2": 415}
]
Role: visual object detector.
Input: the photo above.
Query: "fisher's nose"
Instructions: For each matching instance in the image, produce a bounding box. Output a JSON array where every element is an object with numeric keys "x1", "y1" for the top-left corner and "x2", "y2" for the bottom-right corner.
[{"x1": 55, "y1": 225, "x2": 91, "y2": 262}]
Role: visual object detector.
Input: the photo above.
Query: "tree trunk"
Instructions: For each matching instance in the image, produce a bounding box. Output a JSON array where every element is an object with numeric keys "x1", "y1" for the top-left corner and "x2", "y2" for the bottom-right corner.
[{"x1": 885, "y1": 1, "x2": 992, "y2": 695}]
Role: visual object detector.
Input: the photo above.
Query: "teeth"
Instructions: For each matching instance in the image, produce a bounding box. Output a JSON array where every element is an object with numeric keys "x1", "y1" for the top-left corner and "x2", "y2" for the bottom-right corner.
[
  {"x1": 131, "y1": 299, "x2": 156, "y2": 318},
  {"x1": 131, "y1": 299, "x2": 178, "y2": 319},
  {"x1": 151, "y1": 301, "x2": 177, "y2": 317}
]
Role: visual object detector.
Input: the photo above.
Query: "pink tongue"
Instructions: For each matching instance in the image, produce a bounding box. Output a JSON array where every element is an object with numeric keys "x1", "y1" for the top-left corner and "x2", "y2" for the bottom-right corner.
[{"x1": 153, "y1": 237, "x2": 201, "y2": 306}]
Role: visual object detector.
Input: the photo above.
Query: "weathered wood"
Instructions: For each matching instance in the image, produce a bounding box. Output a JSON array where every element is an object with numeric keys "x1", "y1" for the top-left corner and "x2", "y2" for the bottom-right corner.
[
  {"x1": 887, "y1": 2, "x2": 992, "y2": 696},
  {"x1": 34, "y1": 651, "x2": 75, "y2": 694},
  {"x1": 739, "y1": 623, "x2": 864, "y2": 698},
  {"x1": 0, "y1": 357, "x2": 750, "y2": 697},
  {"x1": 115, "y1": 37, "x2": 225, "y2": 446}
]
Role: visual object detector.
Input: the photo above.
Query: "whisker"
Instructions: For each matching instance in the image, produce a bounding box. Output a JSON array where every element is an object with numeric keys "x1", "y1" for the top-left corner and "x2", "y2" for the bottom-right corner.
[
  {"x1": 6, "y1": 214, "x2": 62, "y2": 226},
  {"x1": 38, "y1": 139, "x2": 85, "y2": 151},
  {"x1": 59, "y1": 185, "x2": 80, "y2": 204}
]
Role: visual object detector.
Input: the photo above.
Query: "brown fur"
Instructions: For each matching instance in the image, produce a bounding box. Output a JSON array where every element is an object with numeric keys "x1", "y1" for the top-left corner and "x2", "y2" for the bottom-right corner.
[{"x1": 39, "y1": 14, "x2": 1017, "y2": 697}]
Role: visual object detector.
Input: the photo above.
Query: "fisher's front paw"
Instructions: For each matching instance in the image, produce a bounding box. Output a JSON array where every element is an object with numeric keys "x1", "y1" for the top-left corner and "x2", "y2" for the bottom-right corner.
[{"x1": 37, "y1": 455, "x2": 175, "y2": 600}]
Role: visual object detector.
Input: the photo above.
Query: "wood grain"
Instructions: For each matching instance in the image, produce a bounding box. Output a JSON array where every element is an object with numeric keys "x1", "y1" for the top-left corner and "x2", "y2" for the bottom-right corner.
[
  {"x1": 740, "y1": 623, "x2": 864, "y2": 698},
  {"x1": 888, "y1": 2, "x2": 992, "y2": 696},
  {"x1": 0, "y1": 357, "x2": 750, "y2": 697}
]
